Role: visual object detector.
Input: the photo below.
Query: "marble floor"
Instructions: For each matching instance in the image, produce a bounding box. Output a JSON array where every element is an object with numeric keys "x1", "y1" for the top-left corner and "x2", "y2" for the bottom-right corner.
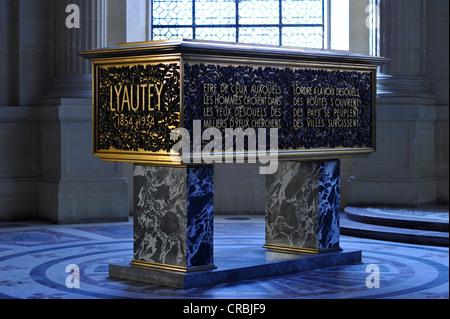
[{"x1": 0, "y1": 215, "x2": 448, "y2": 300}]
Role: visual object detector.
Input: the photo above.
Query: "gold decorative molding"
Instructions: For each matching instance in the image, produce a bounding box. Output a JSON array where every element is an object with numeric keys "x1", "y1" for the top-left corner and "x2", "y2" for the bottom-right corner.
[{"x1": 130, "y1": 260, "x2": 217, "y2": 273}]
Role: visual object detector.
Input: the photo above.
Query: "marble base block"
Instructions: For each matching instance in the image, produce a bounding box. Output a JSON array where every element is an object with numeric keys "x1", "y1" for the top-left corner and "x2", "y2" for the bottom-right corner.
[
  {"x1": 265, "y1": 161, "x2": 340, "y2": 253},
  {"x1": 131, "y1": 165, "x2": 215, "y2": 271},
  {"x1": 109, "y1": 248, "x2": 361, "y2": 289},
  {"x1": 107, "y1": 161, "x2": 363, "y2": 289}
]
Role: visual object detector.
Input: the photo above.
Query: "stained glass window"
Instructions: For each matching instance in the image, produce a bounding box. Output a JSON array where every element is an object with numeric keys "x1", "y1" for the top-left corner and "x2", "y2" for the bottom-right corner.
[{"x1": 152, "y1": 0, "x2": 326, "y2": 49}]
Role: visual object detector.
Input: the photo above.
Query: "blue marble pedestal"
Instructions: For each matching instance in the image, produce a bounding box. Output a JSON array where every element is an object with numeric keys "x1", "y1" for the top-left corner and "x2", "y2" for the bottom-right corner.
[
  {"x1": 264, "y1": 161, "x2": 341, "y2": 253},
  {"x1": 130, "y1": 165, "x2": 215, "y2": 272},
  {"x1": 109, "y1": 161, "x2": 362, "y2": 289}
]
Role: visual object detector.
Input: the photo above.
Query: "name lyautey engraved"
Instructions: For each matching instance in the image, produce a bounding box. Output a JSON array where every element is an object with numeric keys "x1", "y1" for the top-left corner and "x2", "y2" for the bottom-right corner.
[{"x1": 109, "y1": 83, "x2": 165, "y2": 112}]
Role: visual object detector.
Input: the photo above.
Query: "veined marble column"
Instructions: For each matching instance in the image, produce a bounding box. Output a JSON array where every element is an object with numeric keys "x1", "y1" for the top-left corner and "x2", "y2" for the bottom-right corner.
[
  {"x1": 348, "y1": 0, "x2": 438, "y2": 207},
  {"x1": 264, "y1": 161, "x2": 341, "y2": 253},
  {"x1": 132, "y1": 165, "x2": 215, "y2": 271}
]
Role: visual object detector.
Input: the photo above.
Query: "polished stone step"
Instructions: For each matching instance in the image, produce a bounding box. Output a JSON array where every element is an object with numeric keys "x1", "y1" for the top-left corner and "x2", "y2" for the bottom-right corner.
[
  {"x1": 340, "y1": 211, "x2": 449, "y2": 247},
  {"x1": 345, "y1": 207, "x2": 449, "y2": 232}
]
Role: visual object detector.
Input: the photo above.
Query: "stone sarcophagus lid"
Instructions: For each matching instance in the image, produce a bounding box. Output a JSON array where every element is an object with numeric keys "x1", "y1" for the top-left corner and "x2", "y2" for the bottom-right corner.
[{"x1": 78, "y1": 39, "x2": 387, "y2": 165}]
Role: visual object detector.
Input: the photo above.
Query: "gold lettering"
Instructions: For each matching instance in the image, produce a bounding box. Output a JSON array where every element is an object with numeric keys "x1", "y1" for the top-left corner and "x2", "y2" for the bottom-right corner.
[
  {"x1": 131, "y1": 85, "x2": 140, "y2": 112},
  {"x1": 122, "y1": 85, "x2": 130, "y2": 111},
  {"x1": 148, "y1": 84, "x2": 155, "y2": 111},
  {"x1": 110, "y1": 86, "x2": 115, "y2": 111},
  {"x1": 155, "y1": 84, "x2": 164, "y2": 111},
  {"x1": 140, "y1": 85, "x2": 147, "y2": 111},
  {"x1": 130, "y1": 85, "x2": 134, "y2": 111},
  {"x1": 109, "y1": 82, "x2": 165, "y2": 113},
  {"x1": 114, "y1": 85, "x2": 122, "y2": 111}
]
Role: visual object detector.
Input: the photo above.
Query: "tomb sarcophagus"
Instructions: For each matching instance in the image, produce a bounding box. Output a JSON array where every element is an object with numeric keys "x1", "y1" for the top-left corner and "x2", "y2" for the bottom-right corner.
[
  {"x1": 79, "y1": 40, "x2": 388, "y2": 286},
  {"x1": 79, "y1": 39, "x2": 387, "y2": 166}
]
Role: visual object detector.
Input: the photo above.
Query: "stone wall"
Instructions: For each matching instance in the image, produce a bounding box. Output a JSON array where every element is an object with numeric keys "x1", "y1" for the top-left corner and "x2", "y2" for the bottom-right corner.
[
  {"x1": 0, "y1": 0, "x2": 129, "y2": 223},
  {"x1": 348, "y1": 0, "x2": 449, "y2": 207}
]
